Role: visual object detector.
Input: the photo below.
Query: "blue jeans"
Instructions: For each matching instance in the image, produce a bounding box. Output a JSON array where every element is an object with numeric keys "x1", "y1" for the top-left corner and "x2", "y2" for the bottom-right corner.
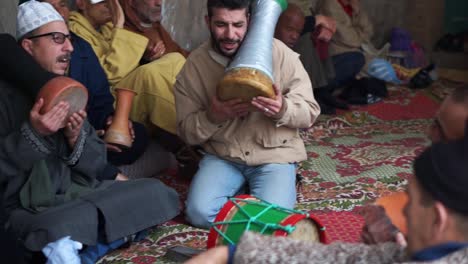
[
  {"x1": 331, "y1": 51, "x2": 365, "y2": 88},
  {"x1": 185, "y1": 154, "x2": 297, "y2": 229}
]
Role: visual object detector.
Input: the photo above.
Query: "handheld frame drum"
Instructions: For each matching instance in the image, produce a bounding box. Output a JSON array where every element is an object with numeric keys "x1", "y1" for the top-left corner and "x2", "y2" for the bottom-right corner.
[{"x1": 36, "y1": 76, "x2": 88, "y2": 127}]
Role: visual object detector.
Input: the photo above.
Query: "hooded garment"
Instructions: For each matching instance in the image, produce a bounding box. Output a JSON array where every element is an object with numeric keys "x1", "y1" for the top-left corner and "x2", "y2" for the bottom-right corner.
[{"x1": 120, "y1": 0, "x2": 189, "y2": 58}]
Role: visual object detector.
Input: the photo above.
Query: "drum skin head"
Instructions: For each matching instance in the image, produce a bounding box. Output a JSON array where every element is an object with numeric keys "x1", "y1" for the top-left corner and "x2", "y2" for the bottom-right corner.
[
  {"x1": 217, "y1": 68, "x2": 275, "y2": 102},
  {"x1": 36, "y1": 76, "x2": 88, "y2": 124}
]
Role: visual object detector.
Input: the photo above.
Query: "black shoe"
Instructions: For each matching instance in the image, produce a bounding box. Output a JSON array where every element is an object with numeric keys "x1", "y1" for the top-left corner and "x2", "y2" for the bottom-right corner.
[
  {"x1": 318, "y1": 101, "x2": 336, "y2": 115},
  {"x1": 315, "y1": 88, "x2": 349, "y2": 110},
  {"x1": 409, "y1": 63, "x2": 435, "y2": 89}
]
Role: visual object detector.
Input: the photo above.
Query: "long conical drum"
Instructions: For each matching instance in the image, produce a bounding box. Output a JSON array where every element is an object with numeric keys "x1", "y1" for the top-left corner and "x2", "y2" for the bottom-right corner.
[
  {"x1": 104, "y1": 88, "x2": 136, "y2": 148},
  {"x1": 217, "y1": 0, "x2": 287, "y2": 102}
]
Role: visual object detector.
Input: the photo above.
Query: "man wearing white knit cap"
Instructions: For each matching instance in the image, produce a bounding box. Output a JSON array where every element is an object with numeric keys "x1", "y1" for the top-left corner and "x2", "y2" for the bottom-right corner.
[
  {"x1": 0, "y1": 1, "x2": 180, "y2": 263},
  {"x1": 17, "y1": 0, "x2": 73, "y2": 75}
]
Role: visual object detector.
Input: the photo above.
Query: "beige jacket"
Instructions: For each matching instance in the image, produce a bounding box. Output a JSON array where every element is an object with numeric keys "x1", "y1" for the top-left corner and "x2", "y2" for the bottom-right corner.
[
  {"x1": 174, "y1": 39, "x2": 320, "y2": 166},
  {"x1": 318, "y1": 0, "x2": 373, "y2": 56}
]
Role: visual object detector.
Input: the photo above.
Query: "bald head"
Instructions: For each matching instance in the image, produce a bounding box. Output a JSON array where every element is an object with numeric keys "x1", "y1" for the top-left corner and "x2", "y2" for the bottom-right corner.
[{"x1": 274, "y1": 3, "x2": 305, "y2": 48}]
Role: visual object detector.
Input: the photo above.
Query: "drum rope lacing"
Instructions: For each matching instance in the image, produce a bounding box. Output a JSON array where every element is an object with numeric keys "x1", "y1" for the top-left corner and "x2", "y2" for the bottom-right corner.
[{"x1": 211, "y1": 197, "x2": 311, "y2": 245}]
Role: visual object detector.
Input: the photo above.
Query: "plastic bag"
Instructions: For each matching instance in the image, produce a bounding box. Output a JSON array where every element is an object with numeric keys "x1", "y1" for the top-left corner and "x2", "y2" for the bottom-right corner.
[{"x1": 162, "y1": 0, "x2": 210, "y2": 51}]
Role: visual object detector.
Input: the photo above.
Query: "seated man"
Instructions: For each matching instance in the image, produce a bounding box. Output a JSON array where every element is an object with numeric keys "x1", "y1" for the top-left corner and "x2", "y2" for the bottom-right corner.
[
  {"x1": 69, "y1": 0, "x2": 185, "y2": 137},
  {"x1": 174, "y1": 0, "x2": 320, "y2": 229},
  {"x1": 0, "y1": 1, "x2": 180, "y2": 262},
  {"x1": 360, "y1": 85, "x2": 468, "y2": 244},
  {"x1": 38, "y1": 0, "x2": 172, "y2": 179},
  {"x1": 318, "y1": 0, "x2": 372, "y2": 89},
  {"x1": 274, "y1": 3, "x2": 348, "y2": 114},
  {"x1": 120, "y1": 0, "x2": 189, "y2": 60},
  {"x1": 186, "y1": 127, "x2": 468, "y2": 263}
]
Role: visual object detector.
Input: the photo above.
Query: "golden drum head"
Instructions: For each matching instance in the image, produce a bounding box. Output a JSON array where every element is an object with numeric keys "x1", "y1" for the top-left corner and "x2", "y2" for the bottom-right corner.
[{"x1": 217, "y1": 68, "x2": 275, "y2": 102}]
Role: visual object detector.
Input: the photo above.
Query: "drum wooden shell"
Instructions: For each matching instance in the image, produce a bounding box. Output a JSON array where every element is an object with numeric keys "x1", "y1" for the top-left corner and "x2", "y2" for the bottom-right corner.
[
  {"x1": 36, "y1": 76, "x2": 88, "y2": 125},
  {"x1": 104, "y1": 88, "x2": 136, "y2": 148},
  {"x1": 217, "y1": 68, "x2": 275, "y2": 102},
  {"x1": 375, "y1": 192, "x2": 408, "y2": 235},
  {"x1": 207, "y1": 195, "x2": 327, "y2": 248}
]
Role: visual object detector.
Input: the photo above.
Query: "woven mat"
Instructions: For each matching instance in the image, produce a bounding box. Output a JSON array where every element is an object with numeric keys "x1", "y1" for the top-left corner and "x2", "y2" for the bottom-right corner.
[{"x1": 98, "y1": 84, "x2": 448, "y2": 264}]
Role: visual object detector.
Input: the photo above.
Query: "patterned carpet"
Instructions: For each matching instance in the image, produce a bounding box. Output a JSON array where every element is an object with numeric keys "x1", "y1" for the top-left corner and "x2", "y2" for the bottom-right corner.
[{"x1": 98, "y1": 80, "x2": 458, "y2": 264}]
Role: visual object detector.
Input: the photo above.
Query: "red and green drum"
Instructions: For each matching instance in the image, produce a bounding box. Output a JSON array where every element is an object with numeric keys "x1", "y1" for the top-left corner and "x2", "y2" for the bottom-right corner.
[{"x1": 207, "y1": 195, "x2": 328, "y2": 248}]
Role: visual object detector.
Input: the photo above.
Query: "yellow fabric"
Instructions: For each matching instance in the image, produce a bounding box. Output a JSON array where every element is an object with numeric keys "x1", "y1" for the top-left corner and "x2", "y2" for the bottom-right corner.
[
  {"x1": 117, "y1": 52, "x2": 186, "y2": 134},
  {"x1": 392, "y1": 64, "x2": 421, "y2": 80},
  {"x1": 68, "y1": 11, "x2": 148, "y2": 86}
]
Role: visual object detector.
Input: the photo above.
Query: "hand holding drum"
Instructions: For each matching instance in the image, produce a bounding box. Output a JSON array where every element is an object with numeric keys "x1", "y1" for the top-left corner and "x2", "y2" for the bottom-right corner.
[{"x1": 36, "y1": 76, "x2": 88, "y2": 128}]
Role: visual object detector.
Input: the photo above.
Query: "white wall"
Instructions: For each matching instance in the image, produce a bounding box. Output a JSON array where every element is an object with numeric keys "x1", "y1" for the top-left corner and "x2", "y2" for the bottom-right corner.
[
  {"x1": 0, "y1": 0, "x2": 19, "y2": 36},
  {"x1": 162, "y1": 0, "x2": 410, "y2": 51}
]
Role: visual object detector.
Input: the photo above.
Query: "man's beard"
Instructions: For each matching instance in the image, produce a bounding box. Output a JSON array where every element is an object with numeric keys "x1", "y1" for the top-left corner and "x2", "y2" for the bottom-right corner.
[
  {"x1": 210, "y1": 30, "x2": 242, "y2": 58},
  {"x1": 139, "y1": 8, "x2": 161, "y2": 23}
]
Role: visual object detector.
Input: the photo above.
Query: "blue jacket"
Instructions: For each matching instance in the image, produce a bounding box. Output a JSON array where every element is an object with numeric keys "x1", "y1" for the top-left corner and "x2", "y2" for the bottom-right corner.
[{"x1": 69, "y1": 32, "x2": 114, "y2": 130}]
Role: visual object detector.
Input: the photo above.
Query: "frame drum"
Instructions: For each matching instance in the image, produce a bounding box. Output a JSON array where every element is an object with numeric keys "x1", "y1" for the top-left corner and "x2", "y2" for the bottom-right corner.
[{"x1": 36, "y1": 76, "x2": 88, "y2": 125}]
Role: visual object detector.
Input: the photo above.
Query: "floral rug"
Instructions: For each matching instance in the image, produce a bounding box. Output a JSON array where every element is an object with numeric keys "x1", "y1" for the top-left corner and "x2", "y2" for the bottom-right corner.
[{"x1": 98, "y1": 82, "x2": 452, "y2": 264}]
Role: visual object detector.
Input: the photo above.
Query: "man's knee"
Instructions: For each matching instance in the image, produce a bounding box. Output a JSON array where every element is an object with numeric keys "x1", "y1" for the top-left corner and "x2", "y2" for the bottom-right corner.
[{"x1": 185, "y1": 199, "x2": 215, "y2": 229}]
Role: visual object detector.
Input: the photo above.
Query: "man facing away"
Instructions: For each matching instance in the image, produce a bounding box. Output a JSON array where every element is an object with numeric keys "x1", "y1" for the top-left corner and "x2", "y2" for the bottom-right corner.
[
  {"x1": 186, "y1": 124, "x2": 468, "y2": 264},
  {"x1": 174, "y1": 0, "x2": 320, "y2": 229}
]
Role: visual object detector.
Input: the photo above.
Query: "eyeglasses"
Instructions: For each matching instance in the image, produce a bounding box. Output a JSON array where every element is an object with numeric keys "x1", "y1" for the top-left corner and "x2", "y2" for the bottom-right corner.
[{"x1": 28, "y1": 32, "x2": 71, "y2": 44}]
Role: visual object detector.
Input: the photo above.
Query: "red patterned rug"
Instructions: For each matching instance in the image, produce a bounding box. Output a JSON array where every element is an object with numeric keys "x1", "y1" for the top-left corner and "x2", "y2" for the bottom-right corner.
[{"x1": 98, "y1": 83, "x2": 451, "y2": 264}]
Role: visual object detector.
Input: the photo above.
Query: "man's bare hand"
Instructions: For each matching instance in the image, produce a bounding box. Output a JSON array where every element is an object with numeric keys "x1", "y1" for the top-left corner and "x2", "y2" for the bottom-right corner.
[
  {"x1": 144, "y1": 41, "x2": 166, "y2": 61},
  {"x1": 251, "y1": 84, "x2": 283, "y2": 118},
  {"x1": 317, "y1": 27, "x2": 334, "y2": 42},
  {"x1": 30, "y1": 99, "x2": 69, "y2": 136},
  {"x1": 64, "y1": 110, "x2": 87, "y2": 148},
  {"x1": 359, "y1": 205, "x2": 400, "y2": 244},
  {"x1": 108, "y1": 0, "x2": 124, "y2": 28},
  {"x1": 184, "y1": 246, "x2": 229, "y2": 264},
  {"x1": 207, "y1": 96, "x2": 250, "y2": 124},
  {"x1": 315, "y1": 15, "x2": 336, "y2": 33}
]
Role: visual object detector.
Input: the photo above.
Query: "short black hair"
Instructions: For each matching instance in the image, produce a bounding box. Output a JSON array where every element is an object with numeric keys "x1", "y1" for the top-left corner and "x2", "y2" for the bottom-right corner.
[{"x1": 207, "y1": 0, "x2": 251, "y2": 17}]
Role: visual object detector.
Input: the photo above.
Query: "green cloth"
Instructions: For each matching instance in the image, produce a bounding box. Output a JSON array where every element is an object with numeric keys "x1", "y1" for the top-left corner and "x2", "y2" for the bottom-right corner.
[
  {"x1": 19, "y1": 160, "x2": 94, "y2": 213},
  {"x1": 274, "y1": 0, "x2": 288, "y2": 11}
]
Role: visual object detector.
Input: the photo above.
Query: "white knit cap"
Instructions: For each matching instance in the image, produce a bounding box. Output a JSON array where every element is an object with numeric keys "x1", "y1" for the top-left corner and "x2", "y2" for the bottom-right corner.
[
  {"x1": 16, "y1": 0, "x2": 64, "y2": 40},
  {"x1": 90, "y1": 0, "x2": 105, "y2": 4}
]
